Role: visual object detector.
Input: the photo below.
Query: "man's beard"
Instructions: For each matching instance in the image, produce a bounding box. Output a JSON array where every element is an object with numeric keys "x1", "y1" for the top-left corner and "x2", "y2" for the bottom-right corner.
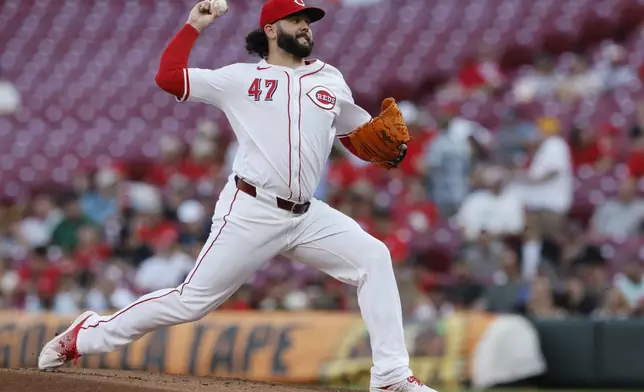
[{"x1": 276, "y1": 25, "x2": 314, "y2": 59}]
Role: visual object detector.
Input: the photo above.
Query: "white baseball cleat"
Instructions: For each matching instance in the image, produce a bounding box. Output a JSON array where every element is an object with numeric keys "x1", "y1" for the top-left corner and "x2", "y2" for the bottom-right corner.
[
  {"x1": 371, "y1": 376, "x2": 437, "y2": 392},
  {"x1": 38, "y1": 310, "x2": 96, "y2": 371}
]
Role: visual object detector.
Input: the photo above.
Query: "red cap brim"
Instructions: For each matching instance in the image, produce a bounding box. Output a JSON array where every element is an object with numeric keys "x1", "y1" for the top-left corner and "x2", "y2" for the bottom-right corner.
[{"x1": 298, "y1": 7, "x2": 325, "y2": 23}]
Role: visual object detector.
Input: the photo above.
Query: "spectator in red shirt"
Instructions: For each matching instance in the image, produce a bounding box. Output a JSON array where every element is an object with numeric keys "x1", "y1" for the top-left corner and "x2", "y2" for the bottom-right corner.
[
  {"x1": 628, "y1": 101, "x2": 644, "y2": 178},
  {"x1": 457, "y1": 46, "x2": 505, "y2": 93},
  {"x1": 16, "y1": 246, "x2": 61, "y2": 311},
  {"x1": 393, "y1": 178, "x2": 438, "y2": 233},
  {"x1": 145, "y1": 135, "x2": 188, "y2": 187},
  {"x1": 179, "y1": 137, "x2": 222, "y2": 182},
  {"x1": 370, "y1": 207, "x2": 410, "y2": 264},
  {"x1": 74, "y1": 225, "x2": 111, "y2": 272},
  {"x1": 569, "y1": 123, "x2": 615, "y2": 173},
  {"x1": 628, "y1": 137, "x2": 644, "y2": 178},
  {"x1": 627, "y1": 111, "x2": 644, "y2": 178},
  {"x1": 136, "y1": 209, "x2": 178, "y2": 247}
]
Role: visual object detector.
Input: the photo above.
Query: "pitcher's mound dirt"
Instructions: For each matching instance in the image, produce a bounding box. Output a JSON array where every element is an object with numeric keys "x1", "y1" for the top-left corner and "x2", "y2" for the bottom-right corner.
[{"x1": 0, "y1": 368, "x2": 358, "y2": 392}]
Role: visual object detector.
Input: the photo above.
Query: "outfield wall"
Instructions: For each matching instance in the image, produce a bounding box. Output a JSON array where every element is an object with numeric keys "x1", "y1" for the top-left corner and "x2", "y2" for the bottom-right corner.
[{"x1": 533, "y1": 318, "x2": 644, "y2": 389}]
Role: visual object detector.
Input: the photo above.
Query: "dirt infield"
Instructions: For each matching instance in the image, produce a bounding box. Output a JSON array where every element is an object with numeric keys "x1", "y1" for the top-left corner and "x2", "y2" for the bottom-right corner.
[{"x1": 0, "y1": 368, "x2": 358, "y2": 392}]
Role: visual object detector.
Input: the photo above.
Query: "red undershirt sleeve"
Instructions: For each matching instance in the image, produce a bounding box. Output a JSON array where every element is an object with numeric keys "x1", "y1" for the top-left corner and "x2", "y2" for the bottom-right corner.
[
  {"x1": 155, "y1": 24, "x2": 236, "y2": 108},
  {"x1": 339, "y1": 136, "x2": 364, "y2": 159},
  {"x1": 155, "y1": 23, "x2": 200, "y2": 102}
]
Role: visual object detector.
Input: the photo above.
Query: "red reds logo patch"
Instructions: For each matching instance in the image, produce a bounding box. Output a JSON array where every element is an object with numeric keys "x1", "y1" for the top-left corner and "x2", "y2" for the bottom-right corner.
[{"x1": 306, "y1": 86, "x2": 336, "y2": 110}]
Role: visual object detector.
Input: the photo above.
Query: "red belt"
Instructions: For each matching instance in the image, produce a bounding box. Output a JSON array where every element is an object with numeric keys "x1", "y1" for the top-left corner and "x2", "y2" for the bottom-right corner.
[{"x1": 234, "y1": 176, "x2": 311, "y2": 214}]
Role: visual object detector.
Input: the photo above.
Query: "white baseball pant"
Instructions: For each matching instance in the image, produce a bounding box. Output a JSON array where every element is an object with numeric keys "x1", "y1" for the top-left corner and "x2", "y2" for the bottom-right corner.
[{"x1": 76, "y1": 173, "x2": 412, "y2": 387}]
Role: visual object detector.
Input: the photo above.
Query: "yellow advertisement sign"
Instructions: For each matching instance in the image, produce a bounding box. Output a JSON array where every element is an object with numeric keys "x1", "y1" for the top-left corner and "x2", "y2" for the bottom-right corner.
[
  {"x1": 0, "y1": 310, "x2": 485, "y2": 387},
  {"x1": 0, "y1": 310, "x2": 362, "y2": 382}
]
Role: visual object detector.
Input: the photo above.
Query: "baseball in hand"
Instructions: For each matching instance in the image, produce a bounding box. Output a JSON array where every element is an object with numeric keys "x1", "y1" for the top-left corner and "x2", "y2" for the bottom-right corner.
[{"x1": 209, "y1": 0, "x2": 229, "y2": 16}]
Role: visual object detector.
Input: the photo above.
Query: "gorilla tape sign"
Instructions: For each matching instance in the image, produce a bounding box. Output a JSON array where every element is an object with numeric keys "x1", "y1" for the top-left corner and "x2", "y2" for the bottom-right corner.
[
  {"x1": 0, "y1": 310, "x2": 362, "y2": 382},
  {"x1": 0, "y1": 310, "x2": 535, "y2": 388}
]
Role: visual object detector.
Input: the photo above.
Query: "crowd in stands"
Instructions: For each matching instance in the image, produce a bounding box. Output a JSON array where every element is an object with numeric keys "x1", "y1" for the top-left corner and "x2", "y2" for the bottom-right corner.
[{"x1": 2, "y1": 8, "x2": 644, "y2": 324}]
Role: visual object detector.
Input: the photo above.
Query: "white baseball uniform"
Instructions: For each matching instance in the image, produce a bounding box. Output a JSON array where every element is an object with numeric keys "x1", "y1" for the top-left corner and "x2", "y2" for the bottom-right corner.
[{"x1": 75, "y1": 59, "x2": 412, "y2": 386}]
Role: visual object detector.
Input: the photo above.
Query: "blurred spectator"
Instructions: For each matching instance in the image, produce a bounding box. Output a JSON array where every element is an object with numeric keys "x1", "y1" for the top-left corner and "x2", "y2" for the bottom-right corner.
[
  {"x1": 495, "y1": 108, "x2": 540, "y2": 168},
  {"x1": 80, "y1": 168, "x2": 120, "y2": 226},
  {"x1": 422, "y1": 107, "x2": 474, "y2": 217},
  {"x1": 282, "y1": 288, "x2": 312, "y2": 311},
  {"x1": 459, "y1": 230, "x2": 505, "y2": 283},
  {"x1": 396, "y1": 101, "x2": 436, "y2": 177},
  {"x1": 416, "y1": 276, "x2": 453, "y2": 324},
  {"x1": 392, "y1": 178, "x2": 437, "y2": 234},
  {"x1": 569, "y1": 123, "x2": 616, "y2": 173},
  {"x1": 457, "y1": 46, "x2": 505, "y2": 93},
  {"x1": 325, "y1": 144, "x2": 363, "y2": 202},
  {"x1": 456, "y1": 166, "x2": 524, "y2": 241},
  {"x1": 120, "y1": 183, "x2": 178, "y2": 266},
  {"x1": 509, "y1": 117, "x2": 573, "y2": 236},
  {"x1": 0, "y1": 67, "x2": 20, "y2": 115},
  {"x1": 182, "y1": 136, "x2": 221, "y2": 182},
  {"x1": 446, "y1": 261, "x2": 484, "y2": 310},
  {"x1": 16, "y1": 194, "x2": 64, "y2": 248},
  {"x1": 555, "y1": 277, "x2": 598, "y2": 316},
  {"x1": 590, "y1": 178, "x2": 644, "y2": 238},
  {"x1": 164, "y1": 174, "x2": 194, "y2": 215},
  {"x1": 595, "y1": 43, "x2": 639, "y2": 90},
  {"x1": 520, "y1": 276, "x2": 567, "y2": 319},
  {"x1": 613, "y1": 260, "x2": 644, "y2": 315},
  {"x1": 52, "y1": 271, "x2": 81, "y2": 315},
  {"x1": 16, "y1": 246, "x2": 61, "y2": 312},
  {"x1": 51, "y1": 193, "x2": 96, "y2": 253},
  {"x1": 398, "y1": 267, "x2": 448, "y2": 323},
  {"x1": 512, "y1": 54, "x2": 563, "y2": 103},
  {"x1": 482, "y1": 246, "x2": 528, "y2": 313},
  {"x1": 592, "y1": 287, "x2": 631, "y2": 320},
  {"x1": 177, "y1": 199, "x2": 209, "y2": 248},
  {"x1": 509, "y1": 215, "x2": 561, "y2": 284},
  {"x1": 196, "y1": 119, "x2": 220, "y2": 142},
  {"x1": 85, "y1": 263, "x2": 138, "y2": 312},
  {"x1": 134, "y1": 227, "x2": 192, "y2": 292},
  {"x1": 561, "y1": 224, "x2": 605, "y2": 277},
  {"x1": 74, "y1": 225, "x2": 110, "y2": 272},
  {"x1": 370, "y1": 207, "x2": 410, "y2": 264},
  {"x1": 1, "y1": 218, "x2": 23, "y2": 262},
  {"x1": 145, "y1": 135, "x2": 188, "y2": 187},
  {"x1": 344, "y1": 181, "x2": 377, "y2": 231},
  {"x1": 0, "y1": 258, "x2": 19, "y2": 308},
  {"x1": 556, "y1": 54, "x2": 604, "y2": 102},
  {"x1": 626, "y1": 101, "x2": 644, "y2": 178}
]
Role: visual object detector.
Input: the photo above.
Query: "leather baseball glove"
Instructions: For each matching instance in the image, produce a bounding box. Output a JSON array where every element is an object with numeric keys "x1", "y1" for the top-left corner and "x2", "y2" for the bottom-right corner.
[{"x1": 345, "y1": 97, "x2": 410, "y2": 169}]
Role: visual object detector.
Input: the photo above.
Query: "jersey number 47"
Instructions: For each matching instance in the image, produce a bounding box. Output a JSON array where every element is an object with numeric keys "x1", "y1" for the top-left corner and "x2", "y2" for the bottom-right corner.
[{"x1": 248, "y1": 78, "x2": 278, "y2": 102}]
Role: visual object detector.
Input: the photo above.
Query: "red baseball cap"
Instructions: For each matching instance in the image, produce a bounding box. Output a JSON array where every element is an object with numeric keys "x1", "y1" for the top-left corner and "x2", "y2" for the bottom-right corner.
[{"x1": 259, "y1": 0, "x2": 325, "y2": 29}]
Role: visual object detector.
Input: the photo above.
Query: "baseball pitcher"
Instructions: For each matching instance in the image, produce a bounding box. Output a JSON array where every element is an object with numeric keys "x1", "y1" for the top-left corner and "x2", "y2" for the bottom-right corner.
[{"x1": 38, "y1": 1, "x2": 434, "y2": 391}]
